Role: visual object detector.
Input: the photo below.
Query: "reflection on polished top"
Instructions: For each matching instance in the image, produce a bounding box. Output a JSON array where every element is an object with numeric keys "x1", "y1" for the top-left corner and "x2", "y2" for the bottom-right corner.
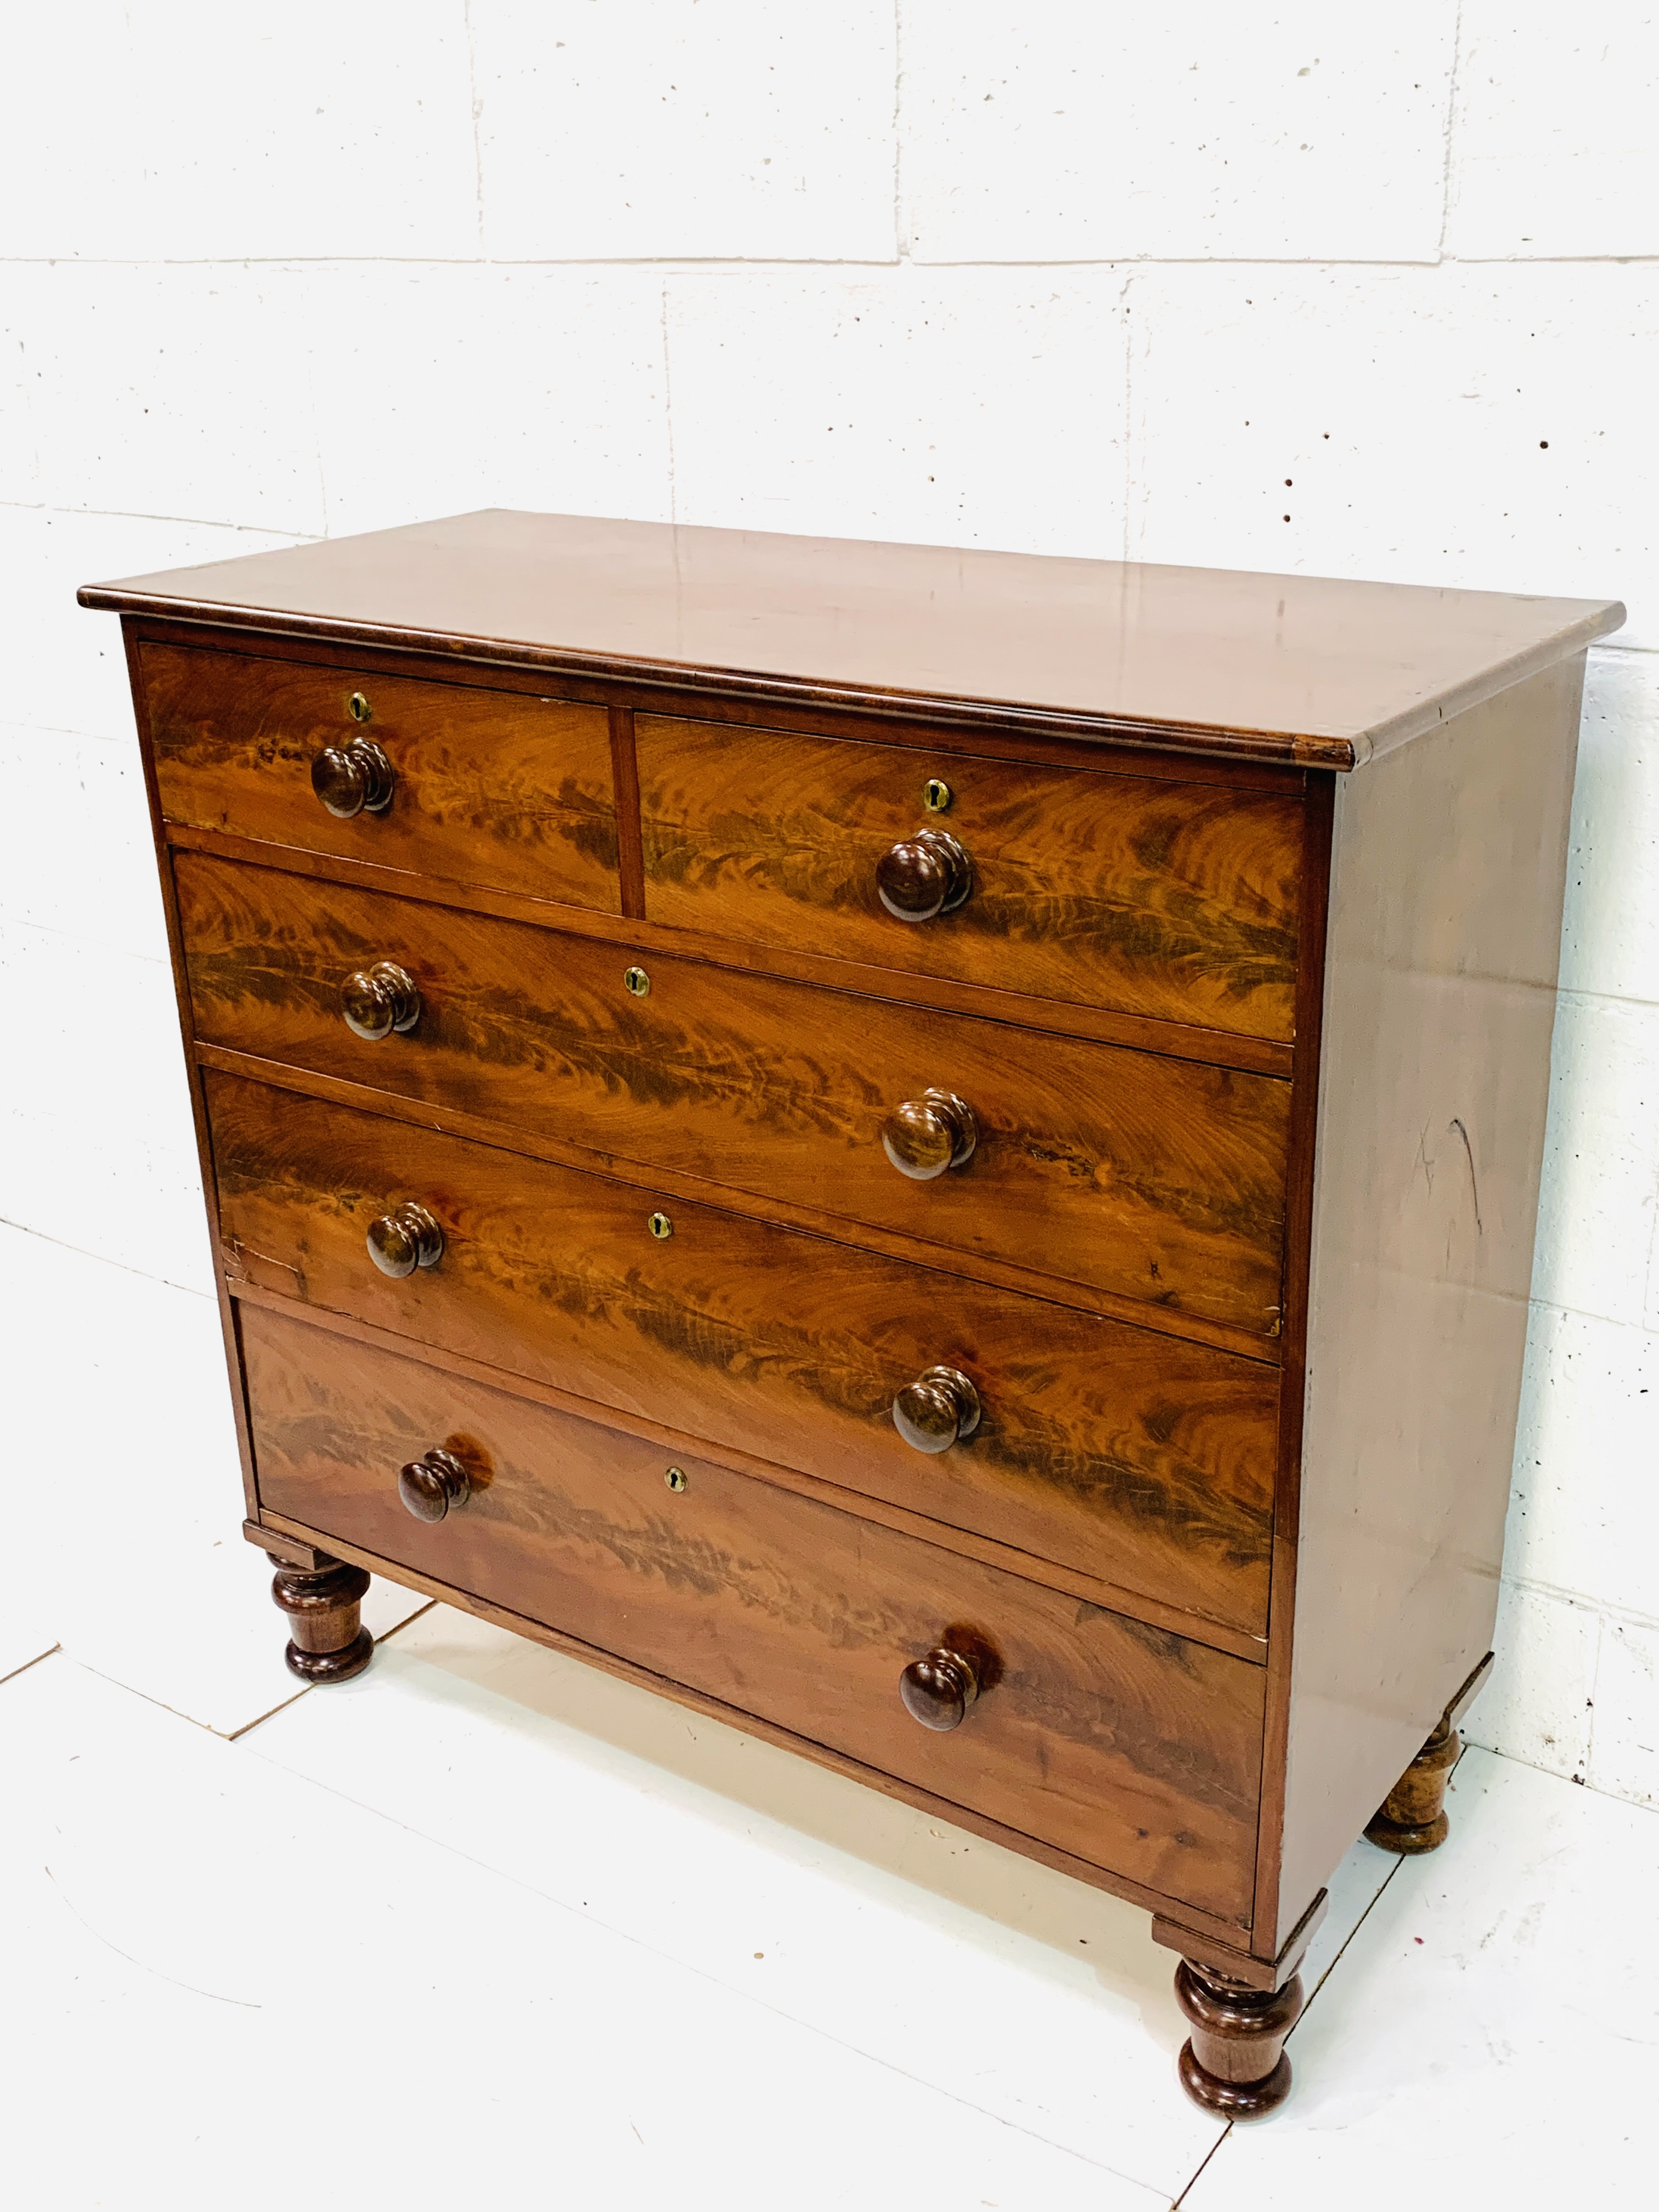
[{"x1": 78, "y1": 507, "x2": 1625, "y2": 769}]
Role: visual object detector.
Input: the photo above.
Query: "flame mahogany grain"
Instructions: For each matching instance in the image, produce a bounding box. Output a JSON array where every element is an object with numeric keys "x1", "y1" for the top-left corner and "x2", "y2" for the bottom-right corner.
[
  {"x1": 142, "y1": 640, "x2": 621, "y2": 914},
  {"x1": 637, "y1": 714, "x2": 1305, "y2": 1040},
  {"x1": 242, "y1": 1301, "x2": 1266, "y2": 1923},
  {"x1": 176, "y1": 853, "x2": 1293, "y2": 1340},
  {"x1": 205, "y1": 1071, "x2": 1279, "y2": 1639}
]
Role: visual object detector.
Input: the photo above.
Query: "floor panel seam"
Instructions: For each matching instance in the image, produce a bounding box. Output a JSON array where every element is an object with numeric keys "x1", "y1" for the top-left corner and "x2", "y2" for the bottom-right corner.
[
  {"x1": 1170, "y1": 2120, "x2": 1232, "y2": 2208},
  {"x1": 0, "y1": 1644, "x2": 62, "y2": 1689}
]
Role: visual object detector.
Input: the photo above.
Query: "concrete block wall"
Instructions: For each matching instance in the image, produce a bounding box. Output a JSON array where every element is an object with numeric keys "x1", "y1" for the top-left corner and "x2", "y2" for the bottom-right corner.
[{"x1": 2, "y1": 5, "x2": 1655, "y2": 1804}]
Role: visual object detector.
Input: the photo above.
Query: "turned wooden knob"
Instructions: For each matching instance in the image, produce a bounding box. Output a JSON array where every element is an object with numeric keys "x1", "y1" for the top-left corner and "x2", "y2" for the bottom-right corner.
[
  {"x1": 366, "y1": 1202, "x2": 444, "y2": 1278},
  {"x1": 882, "y1": 1090, "x2": 977, "y2": 1180},
  {"x1": 900, "y1": 1644, "x2": 980, "y2": 1731},
  {"x1": 398, "y1": 1447, "x2": 471, "y2": 1522},
  {"x1": 311, "y1": 735, "x2": 394, "y2": 818},
  {"x1": 875, "y1": 828, "x2": 973, "y2": 922},
  {"x1": 893, "y1": 1365, "x2": 981, "y2": 1453},
  {"x1": 341, "y1": 960, "x2": 420, "y2": 1040}
]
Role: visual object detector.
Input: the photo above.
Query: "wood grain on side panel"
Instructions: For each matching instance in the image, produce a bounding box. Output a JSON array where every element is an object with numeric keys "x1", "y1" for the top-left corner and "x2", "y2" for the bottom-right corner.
[
  {"x1": 173, "y1": 854, "x2": 1293, "y2": 1339},
  {"x1": 207, "y1": 1071, "x2": 1279, "y2": 1639},
  {"x1": 637, "y1": 715, "x2": 1305, "y2": 1041},
  {"x1": 242, "y1": 1301, "x2": 1265, "y2": 1922},
  {"x1": 1271, "y1": 658, "x2": 1587, "y2": 1946},
  {"x1": 143, "y1": 641, "x2": 621, "y2": 912}
]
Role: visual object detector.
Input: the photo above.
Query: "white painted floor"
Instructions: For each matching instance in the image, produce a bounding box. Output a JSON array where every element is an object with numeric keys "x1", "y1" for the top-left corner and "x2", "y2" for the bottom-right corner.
[{"x1": 4, "y1": 1230, "x2": 1656, "y2": 2207}]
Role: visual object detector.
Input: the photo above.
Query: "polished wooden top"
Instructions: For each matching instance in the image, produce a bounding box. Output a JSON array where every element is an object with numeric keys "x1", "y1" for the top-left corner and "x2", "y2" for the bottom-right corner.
[{"x1": 81, "y1": 509, "x2": 1623, "y2": 771}]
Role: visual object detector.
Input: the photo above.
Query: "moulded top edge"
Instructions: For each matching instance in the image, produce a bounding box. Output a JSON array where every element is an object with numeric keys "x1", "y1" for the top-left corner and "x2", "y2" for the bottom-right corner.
[{"x1": 78, "y1": 509, "x2": 1626, "y2": 772}]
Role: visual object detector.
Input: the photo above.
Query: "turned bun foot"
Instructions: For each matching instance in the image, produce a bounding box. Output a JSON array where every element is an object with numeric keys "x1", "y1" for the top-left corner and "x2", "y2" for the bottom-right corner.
[
  {"x1": 1174, "y1": 1960, "x2": 1304, "y2": 2119},
  {"x1": 268, "y1": 1554, "x2": 373, "y2": 1684},
  {"x1": 1365, "y1": 1717, "x2": 1460, "y2": 1853}
]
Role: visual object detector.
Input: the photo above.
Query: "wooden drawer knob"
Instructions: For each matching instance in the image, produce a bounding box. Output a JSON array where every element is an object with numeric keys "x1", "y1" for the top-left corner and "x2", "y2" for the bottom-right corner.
[
  {"x1": 900, "y1": 1644, "x2": 980, "y2": 1731},
  {"x1": 398, "y1": 1447, "x2": 472, "y2": 1522},
  {"x1": 882, "y1": 1090, "x2": 977, "y2": 1180},
  {"x1": 366, "y1": 1202, "x2": 444, "y2": 1278},
  {"x1": 311, "y1": 735, "x2": 394, "y2": 819},
  {"x1": 875, "y1": 828, "x2": 973, "y2": 922},
  {"x1": 893, "y1": 1365, "x2": 981, "y2": 1453},
  {"x1": 341, "y1": 961, "x2": 421, "y2": 1041}
]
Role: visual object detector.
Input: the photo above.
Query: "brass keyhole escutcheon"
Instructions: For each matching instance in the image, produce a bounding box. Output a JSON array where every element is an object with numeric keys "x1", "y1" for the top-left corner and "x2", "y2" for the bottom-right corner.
[
  {"x1": 923, "y1": 777, "x2": 953, "y2": 813},
  {"x1": 647, "y1": 1212, "x2": 673, "y2": 1240},
  {"x1": 348, "y1": 691, "x2": 372, "y2": 723},
  {"x1": 623, "y1": 966, "x2": 651, "y2": 997},
  {"x1": 664, "y1": 1466, "x2": 688, "y2": 1493}
]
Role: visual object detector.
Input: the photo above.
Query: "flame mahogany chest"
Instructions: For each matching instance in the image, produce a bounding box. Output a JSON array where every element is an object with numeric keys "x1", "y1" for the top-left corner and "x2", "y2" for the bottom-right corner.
[{"x1": 82, "y1": 513, "x2": 1622, "y2": 2113}]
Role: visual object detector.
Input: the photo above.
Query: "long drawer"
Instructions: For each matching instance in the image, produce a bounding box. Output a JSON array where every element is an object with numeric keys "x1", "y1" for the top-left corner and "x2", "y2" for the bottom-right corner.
[
  {"x1": 636, "y1": 713, "x2": 1306, "y2": 1040},
  {"x1": 143, "y1": 641, "x2": 622, "y2": 912},
  {"x1": 243, "y1": 1302, "x2": 1265, "y2": 1923},
  {"x1": 177, "y1": 852, "x2": 1292, "y2": 1339},
  {"x1": 207, "y1": 1073, "x2": 1277, "y2": 1638}
]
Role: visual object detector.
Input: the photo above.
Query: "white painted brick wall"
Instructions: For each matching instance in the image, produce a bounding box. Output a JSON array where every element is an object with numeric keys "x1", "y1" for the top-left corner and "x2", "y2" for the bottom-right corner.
[
  {"x1": 898, "y1": 9, "x2": 1458, "y2": 262},
  {"x1": 473, "y1": 3, "x2": 899, "y2": 259},
  {"x1": 664, "y1": 267, "x2": 1128, "y2": 549},
  {"x1": 3, "y1": 3, "x2": 1655, "y2": 1811}
]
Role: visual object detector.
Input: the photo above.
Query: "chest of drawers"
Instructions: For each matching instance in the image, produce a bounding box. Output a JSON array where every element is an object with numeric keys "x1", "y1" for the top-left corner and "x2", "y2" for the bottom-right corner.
[{"x1": 82, "y1": 512, "x2": 1622, "y2": 2114}]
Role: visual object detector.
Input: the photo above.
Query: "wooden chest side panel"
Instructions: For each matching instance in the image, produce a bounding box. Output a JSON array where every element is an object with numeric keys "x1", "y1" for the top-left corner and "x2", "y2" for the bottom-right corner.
[
  {"x1": 637, "y1": 714, "x2": 1305, "y2": 1041},
  {"x1": 242, "y1": 1302, "x2": 1265, "y2": 1922},
  {"x1": 143, "y1": 641, "x2": 622, "y2": 912},
  {"x1": 206, "y1": 1071, "x2": 1279, "y2": 1638},
  {"x1": 1272, "y1": 657, "x2": 1587, "y2": 1946}
]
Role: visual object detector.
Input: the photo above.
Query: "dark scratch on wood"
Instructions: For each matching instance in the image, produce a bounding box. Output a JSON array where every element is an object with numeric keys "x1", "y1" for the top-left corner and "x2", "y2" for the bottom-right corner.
[{"x1": 1448, "y1": 1118, "x2": 1483, "y2": 1235}]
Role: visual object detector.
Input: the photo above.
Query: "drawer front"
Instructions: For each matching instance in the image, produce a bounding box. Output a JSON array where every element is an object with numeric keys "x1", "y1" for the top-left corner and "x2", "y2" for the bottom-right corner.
[
  {"x1": 636, "y1": 715, "x2": 1305, "y2": 1041},
  {"x1": 208, "y1": 1074, "x2": 1277, "y2": 1637},
  {"x1": 178, "y1": 854, "x2": 1291, "y2": 1338},
  {"x1": 244, "y1": 1303, "x2": 1263, "y2": 1922},
  {"x1": 144, "y1": 642, "x2": 620, "y2": 912}
]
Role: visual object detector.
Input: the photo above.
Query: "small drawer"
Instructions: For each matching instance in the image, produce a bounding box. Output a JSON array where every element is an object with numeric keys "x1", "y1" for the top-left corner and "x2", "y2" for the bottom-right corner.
[
  {"x1": 244, "y1": 1302, "x2": 1265, "y2": 1922},
  {"x1": 177, "y1": 854, "x2": 1292, "y2": 1339},
  {"x1": 143, "y1": 642, "x2": 620, "y2": 912},
  {"x1": 636, "y1": 714, "x2": 1305, "y2": 1041},
  {"x1": 208, "y1": 1074, "x2": 1278, "y2": 1638}
]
